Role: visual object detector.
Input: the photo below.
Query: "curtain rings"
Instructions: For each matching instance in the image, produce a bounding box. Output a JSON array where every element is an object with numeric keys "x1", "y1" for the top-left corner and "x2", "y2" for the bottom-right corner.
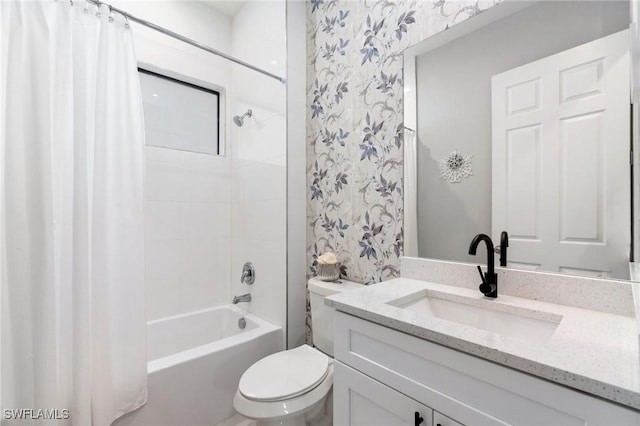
[
  {"x1": 68, "y1": 0, "x2": 88, "y2": 14},
  {"x1": 66, "y1": 0, "x2": 127, "y2": 28},
  {"x1": 68, "y1": 0, "x2": 90, "y2": 14}
]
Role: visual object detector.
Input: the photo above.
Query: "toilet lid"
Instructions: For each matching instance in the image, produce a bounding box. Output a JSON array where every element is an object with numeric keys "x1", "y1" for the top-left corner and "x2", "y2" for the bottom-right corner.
[{"x1": 239, "y1": 345, "x2": 329, "y2": 402}]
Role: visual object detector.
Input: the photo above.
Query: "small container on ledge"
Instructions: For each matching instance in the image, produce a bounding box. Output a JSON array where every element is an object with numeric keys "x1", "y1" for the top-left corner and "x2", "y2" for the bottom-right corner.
[
  {"x1": 316, "y1": 252, "x2": 340, "y2": 282},
  {"x1": 317, "y1": 263, "x2": 339, "y2": 281}
]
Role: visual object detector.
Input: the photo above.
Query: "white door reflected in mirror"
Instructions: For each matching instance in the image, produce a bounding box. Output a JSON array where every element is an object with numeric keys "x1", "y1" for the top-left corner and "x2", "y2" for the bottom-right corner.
[
  {"x1": 492, "y1": 30, "x2": 630, "y2": 279},
  {"x1": 403, "y1": 0, "x2": 634, "y2": 280}
]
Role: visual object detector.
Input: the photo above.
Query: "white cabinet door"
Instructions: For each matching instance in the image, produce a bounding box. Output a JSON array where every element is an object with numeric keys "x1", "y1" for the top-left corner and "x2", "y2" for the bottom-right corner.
[
  {"x1": 492, "y1": 29, "x2": 630, "y2": 278},
  {"x1": 434, "y1": 411, "x2": 464, "y2": 426},
  {"x1": 334, "y1": 361, "x2": 433, "y2": 426}
]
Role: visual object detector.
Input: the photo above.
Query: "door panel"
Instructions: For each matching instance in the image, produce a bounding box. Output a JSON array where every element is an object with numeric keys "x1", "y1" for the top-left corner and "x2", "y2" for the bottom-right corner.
[
  {"x1": 492, "y1": 29, "x2": 630, "y2": 278},
  {"x1": 333, "y1": 361, "x2": 433, "y2": 426}
]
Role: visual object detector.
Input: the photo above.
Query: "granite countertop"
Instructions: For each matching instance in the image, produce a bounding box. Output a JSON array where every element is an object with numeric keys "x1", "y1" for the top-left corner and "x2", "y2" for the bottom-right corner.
[{"x1": 326, "y1": 277, "x2": 640, "y2": 411}]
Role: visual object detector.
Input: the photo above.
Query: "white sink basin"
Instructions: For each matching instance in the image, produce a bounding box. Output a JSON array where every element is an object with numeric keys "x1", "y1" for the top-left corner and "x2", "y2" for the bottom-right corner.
[{"x1": 387, "y1": 290, "x2": 562, "y2": 344}]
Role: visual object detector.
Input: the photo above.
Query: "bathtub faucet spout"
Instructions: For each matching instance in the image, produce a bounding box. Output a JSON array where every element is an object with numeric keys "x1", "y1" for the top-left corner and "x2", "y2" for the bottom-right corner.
[{"x1": 233, "y1": 293, "x2": 252, "y2": 304}]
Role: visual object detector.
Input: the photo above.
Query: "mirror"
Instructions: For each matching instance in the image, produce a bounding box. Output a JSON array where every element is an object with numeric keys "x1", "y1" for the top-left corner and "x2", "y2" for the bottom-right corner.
[{"x1": 403, "y1": 0, "x2": 636, "y2": 280}]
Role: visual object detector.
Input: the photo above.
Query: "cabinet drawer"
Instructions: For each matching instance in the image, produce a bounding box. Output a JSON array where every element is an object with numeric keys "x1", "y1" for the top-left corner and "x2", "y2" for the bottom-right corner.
[{"x1": 334, "y1": 311, "x2": 640, "y2": 426}]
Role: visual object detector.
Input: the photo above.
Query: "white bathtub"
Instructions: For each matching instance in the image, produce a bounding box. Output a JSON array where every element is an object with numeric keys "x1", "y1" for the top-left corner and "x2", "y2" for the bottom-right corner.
[{"x1": 113, "y1": 305, "x2": 283, "y2": 426}]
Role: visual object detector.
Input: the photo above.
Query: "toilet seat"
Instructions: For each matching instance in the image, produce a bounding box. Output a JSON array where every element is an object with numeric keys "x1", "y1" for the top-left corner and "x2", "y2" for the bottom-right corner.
[
  {"x1": 233, "y1": 362, "x2": 333, "y2": 422},
  {"x1": 233, "y1": 345, "x2": 334, "y2": 422},
  {"x1": 238, "y1": 344, "x2": 329, "y2": 402}
]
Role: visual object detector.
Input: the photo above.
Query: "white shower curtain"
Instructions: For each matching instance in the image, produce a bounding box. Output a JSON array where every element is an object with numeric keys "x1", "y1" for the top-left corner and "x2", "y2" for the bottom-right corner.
[{"x1": 0, "y1": 1, "x2": 147, "y2": 425}]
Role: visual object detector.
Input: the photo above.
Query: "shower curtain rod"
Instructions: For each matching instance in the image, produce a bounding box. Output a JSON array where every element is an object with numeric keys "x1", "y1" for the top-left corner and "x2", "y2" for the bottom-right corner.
[{"x1": 87, "y1": 0, "x2": 286, "y2": 84}]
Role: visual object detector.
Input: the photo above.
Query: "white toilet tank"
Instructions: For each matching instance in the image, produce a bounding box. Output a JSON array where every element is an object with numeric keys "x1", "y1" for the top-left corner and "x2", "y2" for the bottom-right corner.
[{"x1": 308, "y1": 278, "x2": 363, "y2": 356}]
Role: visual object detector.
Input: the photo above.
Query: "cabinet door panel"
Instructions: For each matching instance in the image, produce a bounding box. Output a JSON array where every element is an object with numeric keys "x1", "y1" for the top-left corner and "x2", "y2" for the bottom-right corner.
[
  {"x1": 334, "y1": 361, "x2": 433, "y2": 426},
  {"x1": 434, "y1": 411, "x2": 464, "y2": 426}
]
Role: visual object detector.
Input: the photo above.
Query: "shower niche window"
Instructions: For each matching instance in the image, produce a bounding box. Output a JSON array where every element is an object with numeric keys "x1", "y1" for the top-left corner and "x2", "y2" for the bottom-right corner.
[{"x1": 139, "y1": 68, "x2": 221, "y2": 155}]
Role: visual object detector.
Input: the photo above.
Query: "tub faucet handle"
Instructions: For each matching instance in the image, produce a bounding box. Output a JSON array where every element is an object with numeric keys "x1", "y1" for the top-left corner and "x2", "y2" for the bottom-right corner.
[{"x1": 241, "y1": 262, "x2": 255, "y2": 285}]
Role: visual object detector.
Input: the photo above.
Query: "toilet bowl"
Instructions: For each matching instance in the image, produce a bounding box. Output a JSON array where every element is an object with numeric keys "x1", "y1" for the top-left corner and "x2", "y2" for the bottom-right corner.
[
  {"x1": 233, "y1": 345, "x2": 333, "y2": 426},
  {"x1": 233, "y1": 279, "x2": 363, "y2": 426}
]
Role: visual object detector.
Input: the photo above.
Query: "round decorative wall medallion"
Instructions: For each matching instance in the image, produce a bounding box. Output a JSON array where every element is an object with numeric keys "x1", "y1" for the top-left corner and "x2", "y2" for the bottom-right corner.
[{"x1": 439, "y1": 150, "x2": 473, "y2": 183}]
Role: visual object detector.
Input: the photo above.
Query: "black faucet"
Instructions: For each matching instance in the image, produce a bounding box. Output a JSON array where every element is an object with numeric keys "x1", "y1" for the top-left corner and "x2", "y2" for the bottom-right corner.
[
  {"x1": 499, "y1": 231, "x2": 509, "y2": 267},
  {"x1": 468, "y1": 233, "x2": 498, "y2": 298}
]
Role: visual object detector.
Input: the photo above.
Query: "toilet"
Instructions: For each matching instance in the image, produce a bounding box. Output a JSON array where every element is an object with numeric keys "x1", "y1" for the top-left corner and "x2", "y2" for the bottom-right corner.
[{"x1": 233, "y1": 278, "x2": 363, "y2": 426}]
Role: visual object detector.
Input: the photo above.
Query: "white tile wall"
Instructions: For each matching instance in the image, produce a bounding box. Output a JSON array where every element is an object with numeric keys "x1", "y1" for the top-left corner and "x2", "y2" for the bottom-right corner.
[
  {"x1": 230, "y1": 104, "x2": 287, "y2": 331},
  {"x1": 145, "y1": 148, "x2": 232, "y2": 320},
  {"x1": 146, "y1": 239, "x2": 183, "y2": 319},
  {"x1": 111, "y1": 0, "x2": 232, "y2": 94},
  {"x1": 145, "y1": 201, "x2": 181, "y2": 241},
  {"x1": 118, "y1": 1, "x2": 236, "y2": 322},
  {"x1": 120, "y1": 0, "x2": 288, "y2": 327},
  {"x1": 231, "y1": 2, "x2": 286, "y2": 115},
  {"x1": 229, "y1": 1, "x2": 287, "y2": 333}
]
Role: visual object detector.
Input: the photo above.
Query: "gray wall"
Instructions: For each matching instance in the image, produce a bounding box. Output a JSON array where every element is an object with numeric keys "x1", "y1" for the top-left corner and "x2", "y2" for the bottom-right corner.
[{"x1": 416, "y1": 1, "x2": 629, "y2": 262}]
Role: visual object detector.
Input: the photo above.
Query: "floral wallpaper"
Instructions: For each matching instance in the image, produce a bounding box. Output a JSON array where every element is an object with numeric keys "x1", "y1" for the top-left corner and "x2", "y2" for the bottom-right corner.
[{"x1": 306, "y1": 0, "x2": 500, "y2": 288}]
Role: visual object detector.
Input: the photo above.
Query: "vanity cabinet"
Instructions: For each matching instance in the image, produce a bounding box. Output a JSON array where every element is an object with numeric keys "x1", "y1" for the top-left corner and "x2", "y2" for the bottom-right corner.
[
  {"x1": 333, "y1": 311, "x2": 640, "y2": 426},
  {"x1": 334, "y1": 361, "x2": 463, "y2": 426},
  {"x1": 334, "y1": 362, "x2": 433, "y2": 426}
]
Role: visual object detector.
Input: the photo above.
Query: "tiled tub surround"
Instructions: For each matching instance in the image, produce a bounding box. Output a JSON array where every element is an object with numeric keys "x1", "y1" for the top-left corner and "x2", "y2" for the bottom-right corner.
[{"x1": 326, "y1": 258, "x2": 640, "y2": 410}]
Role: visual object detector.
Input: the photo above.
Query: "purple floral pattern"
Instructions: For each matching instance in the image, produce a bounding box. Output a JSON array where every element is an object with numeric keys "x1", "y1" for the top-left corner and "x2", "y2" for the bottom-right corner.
[{"x1": 305, "y1": 0, "x2": 500, "y2": 342}]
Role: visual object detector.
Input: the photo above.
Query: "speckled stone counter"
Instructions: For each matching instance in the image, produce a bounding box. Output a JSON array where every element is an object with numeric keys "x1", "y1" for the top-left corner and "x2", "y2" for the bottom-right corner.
[{"x1": 326, "y1": 275, "x2": 640, "y2": 411}]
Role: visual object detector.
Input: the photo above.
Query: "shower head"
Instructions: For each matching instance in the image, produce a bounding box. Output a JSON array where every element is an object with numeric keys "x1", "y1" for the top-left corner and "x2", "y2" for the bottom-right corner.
[{"x1": 233, "y1": 109, "x2": 252, "y2": 127}]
